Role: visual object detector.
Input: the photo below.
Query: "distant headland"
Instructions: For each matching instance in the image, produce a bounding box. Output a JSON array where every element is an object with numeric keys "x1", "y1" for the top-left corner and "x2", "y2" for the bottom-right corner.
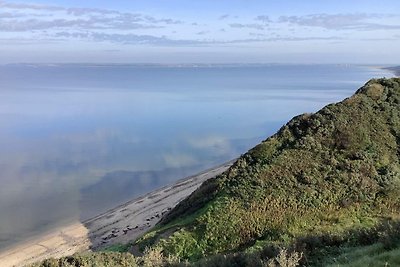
[{"x1": 384, "y1": 66, "x2": 400, "y2": 76}]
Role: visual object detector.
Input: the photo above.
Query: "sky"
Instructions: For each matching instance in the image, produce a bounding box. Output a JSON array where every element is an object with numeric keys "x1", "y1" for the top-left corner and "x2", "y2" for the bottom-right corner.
[{"x1": 0, "y1": 0, "x2": 399, "y2": 64}]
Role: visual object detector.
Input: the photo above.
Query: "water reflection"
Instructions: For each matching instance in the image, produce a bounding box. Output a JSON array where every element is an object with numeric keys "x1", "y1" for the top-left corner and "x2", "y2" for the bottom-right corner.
[
  {"x1": 80, "y1": 167, "x2": 201, "y2": 220},
  {"x1": 0, "y1": 64, "x2": 393, "y2": 250}
]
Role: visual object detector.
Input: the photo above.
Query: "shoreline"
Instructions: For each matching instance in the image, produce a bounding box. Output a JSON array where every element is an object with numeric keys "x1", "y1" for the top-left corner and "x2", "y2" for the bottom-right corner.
[
  {"x1": 0, "y1": 160, "x2": 234, "y2": 267},
  {"x1": 381, "y1": 66, "x2": 400, "y2": 77}
]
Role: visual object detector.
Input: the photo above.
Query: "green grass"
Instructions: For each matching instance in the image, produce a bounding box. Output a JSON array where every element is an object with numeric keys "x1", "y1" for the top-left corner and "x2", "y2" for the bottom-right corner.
[
  {"x1": 323, "y1": 244, "x2": 400, "y2": 267},
  {"x1": 100, "y1": 243, "x2": 132, "y2": 253},
  {"x1": 30, "y1": 252, "x2": 138, "y2": 267},
  {"x1": 136, "y1": 204, "x2": 212, "y2": 251}
]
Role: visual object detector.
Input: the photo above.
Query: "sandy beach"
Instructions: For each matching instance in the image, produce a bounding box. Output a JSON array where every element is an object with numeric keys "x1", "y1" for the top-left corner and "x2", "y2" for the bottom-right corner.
[{"x1": 0, "y1": 161, "x2": 233, "y2": 267}]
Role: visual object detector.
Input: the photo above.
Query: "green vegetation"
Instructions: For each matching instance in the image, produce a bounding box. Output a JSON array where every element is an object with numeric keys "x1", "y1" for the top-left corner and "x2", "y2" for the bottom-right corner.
[
  {"x1": 32, "y1": 78, "x2": 400, "y2": 266},
  {"x1": 30, "y1": 252, "x2": 138, "y2": 267},
  {"x1": 322, "y1": 244, "x2": 400, "y2": 267},
  {"x1": 101, "y1": 243, "x2": 132, "y2": 253}
]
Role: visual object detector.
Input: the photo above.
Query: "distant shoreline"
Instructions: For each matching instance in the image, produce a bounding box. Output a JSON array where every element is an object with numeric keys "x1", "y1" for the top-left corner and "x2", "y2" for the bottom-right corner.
[
  {"x1": 382, "y1": 66, "x2": 400, "y2": 77},
  {"x1": 0, "y1": 160, "x2": 234, "y2": 267}
]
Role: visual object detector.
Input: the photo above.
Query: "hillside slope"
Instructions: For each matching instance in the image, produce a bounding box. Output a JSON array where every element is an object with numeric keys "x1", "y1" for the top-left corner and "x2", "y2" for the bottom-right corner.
[{"x1": 137, "y1": 78, "x2": 400, "y2": 261}]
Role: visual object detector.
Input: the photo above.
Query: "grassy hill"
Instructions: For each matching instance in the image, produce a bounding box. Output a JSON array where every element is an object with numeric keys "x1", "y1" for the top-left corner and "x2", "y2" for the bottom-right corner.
[{"x1": 33, "y1": 78, "x2": 400, "y2": 266}]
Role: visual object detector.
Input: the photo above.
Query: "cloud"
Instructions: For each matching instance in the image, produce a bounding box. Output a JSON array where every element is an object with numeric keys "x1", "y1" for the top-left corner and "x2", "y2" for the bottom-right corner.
[
  {"x1": 94, "y1": 33, "x2": 176, "y2": 45},
  {"x1": 229, "y1": 23, "x2": 265, "y2": 30},
  {"x1": 196, "y1": 31, "x2": 208, "y2": 35},
  {"x1": 44, "y1": 30, "x2": 346, "y2": 47},
  {"x1": 66, "y1": 8, "x2": 117, "y2": 16},
  {"x1": 162, "y1": 153, "x2": 197, "y2": 168},
  {"x1": 0, "y1": 1, "x2": 125, "y2": 17},
  {"x1": 45, "y1": 30, "x2": 347, "y2": 47},
  {"x1": 255, "y1": 15, "x2": 271, "y2": 23},
  {"x1": 187, "y1": 136, "x2": 228, "y2": 149},
  {"x1": 0, "y1": 12, "x2": 32, "y2": 18},
  {"x1": 278, "y1": 13, "x2": 400, "y2": 31},
  {"x1": 1, "y1": 1, "x2": 395, "y2": 50},
  {"x1": 186, "y1": 135, "x2": 233, "y2": 156},
  {"x1": 0, "y1": 0, "x2": 183, "y2": 32},
  {"x1": 143, "y1": 15, "x2": 183, "y2": 25},
  {"x1": 0, "y1": 18, "x2": 97, "y2": 31},
  {"x1": 0, "y1": 16, "x2": 164, "y2": 32},
  {"x1": 0, "y1": 1, "x2": 64, "y2": 12},
  {"x1": 51, "y1": 31, "x2": 204, "y2": 46},
  {"x1": 224, "y1": 36, "x2": 344, "y2": 44},
  {"x1": 249, "y1": 32, "x2": 267, "y2": 37}
]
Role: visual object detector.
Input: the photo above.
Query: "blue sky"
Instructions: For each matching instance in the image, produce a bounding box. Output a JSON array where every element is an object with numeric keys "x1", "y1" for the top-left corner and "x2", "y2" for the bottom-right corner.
[{"x1": 0, "y1": 0, "x2": 399, "y2": 63}]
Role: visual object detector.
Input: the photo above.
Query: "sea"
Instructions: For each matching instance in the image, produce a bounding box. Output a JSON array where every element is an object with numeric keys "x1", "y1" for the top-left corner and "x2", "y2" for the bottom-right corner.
[{"x1": 0, "y1": 63, "x2": 394, "y2": 250}]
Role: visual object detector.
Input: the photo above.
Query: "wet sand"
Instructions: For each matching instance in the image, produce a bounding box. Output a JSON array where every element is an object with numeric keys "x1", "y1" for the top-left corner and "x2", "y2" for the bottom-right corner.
[{"x1": 0, "y1": 161, "x2": 233, "y2": 267}]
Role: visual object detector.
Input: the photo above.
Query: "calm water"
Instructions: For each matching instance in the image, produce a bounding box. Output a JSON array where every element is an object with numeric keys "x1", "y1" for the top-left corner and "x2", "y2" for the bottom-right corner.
[{"x1": 0, "y1": 64, "x2": 393, "y2": 250}]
